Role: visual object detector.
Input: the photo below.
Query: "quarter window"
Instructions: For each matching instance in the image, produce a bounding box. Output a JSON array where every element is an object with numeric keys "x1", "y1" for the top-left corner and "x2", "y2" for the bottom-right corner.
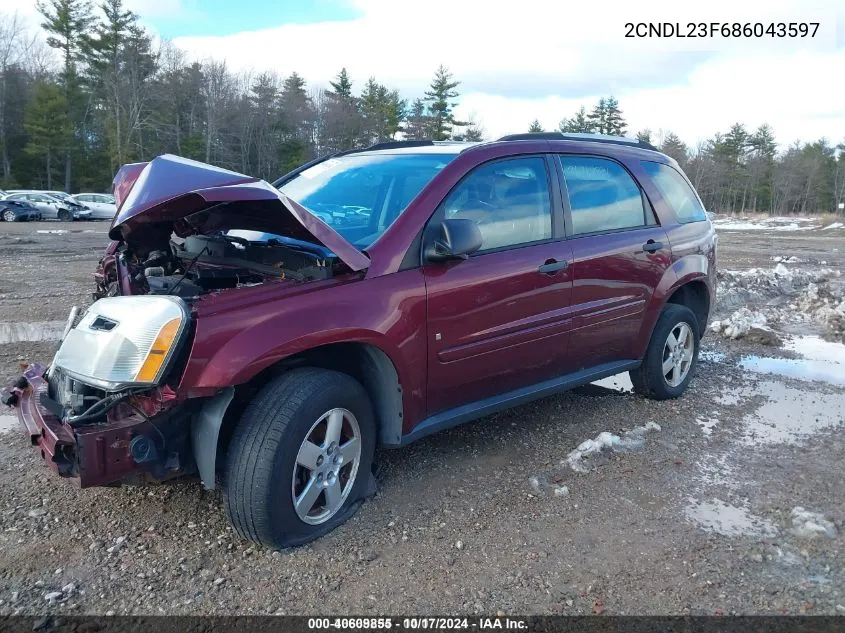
[
  {"x1": 641, "y1": 161, "x2": 707, "y2": 223},
  {"x1": 441, "y1": 157, "x2": 552, "y2": 252},
  {"x1": 560, "y1": 156, "x2": 646, "y2": 235}
]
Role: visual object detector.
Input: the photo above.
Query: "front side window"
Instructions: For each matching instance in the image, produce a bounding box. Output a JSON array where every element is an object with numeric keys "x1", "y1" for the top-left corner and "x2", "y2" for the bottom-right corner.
[
  {"x1": 277, "y1": 153, "x2": 456, "y2": 248},
  {"x1": 441, "y1": 157, "x2": 552, "y2": 252},
  {"x1": 560, "y1": 156, "x2": 646, "y2": 236},
  {"x1": 641, "y1": 161, "x2": 707, "y2": 223}
]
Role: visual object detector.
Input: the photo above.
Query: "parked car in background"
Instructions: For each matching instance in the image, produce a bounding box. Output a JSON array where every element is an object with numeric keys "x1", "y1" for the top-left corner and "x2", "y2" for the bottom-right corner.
[
  {"x1": 4, "y1": 133, "x2": 716, "y2": 549},
  {"x1": 72, "y1": 193, "x2": 117, "y2": 220},
  {"x1": 0, "y1": 198, "x2": 42, "y2": 222},
  {"x1": 3, "y1": 191, "x2": 92, "y2": 221}
]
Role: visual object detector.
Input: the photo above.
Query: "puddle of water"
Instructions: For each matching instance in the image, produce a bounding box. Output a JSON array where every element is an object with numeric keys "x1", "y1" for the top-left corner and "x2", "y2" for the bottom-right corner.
[
  {"x1": 36, "y1": 229, "x2": 69, "y2": 235},
  {"x1": 0, "y1": 321, "x2": 65, "y2": 344},
  {"x1": 684, "y1": 497, "x2": 778, "y2": 537},
  {"x1": 739, "y1": 335, "x2": 845, "y2": 387},
  {"x1": 735, "y1": 381, "x2": 845, "y2": 446},
  {"x1": 0, "y1": 415, "x2": 19, "y2": 435}
]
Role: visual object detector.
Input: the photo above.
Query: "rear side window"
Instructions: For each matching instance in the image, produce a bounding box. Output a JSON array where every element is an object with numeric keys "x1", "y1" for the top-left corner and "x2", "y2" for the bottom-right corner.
[
  {"x1": 641, "y1": 161, "x2": 707, "y2": 223},
  {"x1": 559, "y1": 156, "x2": 646, "y2": 235}
]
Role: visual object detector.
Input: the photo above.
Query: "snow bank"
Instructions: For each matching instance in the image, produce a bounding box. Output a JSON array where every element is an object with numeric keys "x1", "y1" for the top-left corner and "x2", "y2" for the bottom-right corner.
[
  {"x1": 712, "y1": 216, "x2": 821, "y2": 232},
  {"x1": 715, "y1": 265, "x2": 845, "y2": 339},
  {"x1": 823, "y1": 222, "x2": 844, "y2": 230},
  {"x1": 563, "y1": 422, "x2": 661, "y2": 473}
]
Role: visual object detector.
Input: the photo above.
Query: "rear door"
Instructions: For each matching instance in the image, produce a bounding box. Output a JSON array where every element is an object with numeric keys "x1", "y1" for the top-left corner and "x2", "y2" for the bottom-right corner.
[
  {"x1": 555, "y1": 155, "x2": 672, "y2": 370},
  {"x1": 422, "y1": 155, "x2": 574, "y2": 415}
]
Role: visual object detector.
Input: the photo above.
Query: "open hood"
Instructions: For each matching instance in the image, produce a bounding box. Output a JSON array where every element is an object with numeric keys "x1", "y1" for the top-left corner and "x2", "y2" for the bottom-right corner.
[{"x1": 109, "y1": 154, "x2": 370, "y2": 272}]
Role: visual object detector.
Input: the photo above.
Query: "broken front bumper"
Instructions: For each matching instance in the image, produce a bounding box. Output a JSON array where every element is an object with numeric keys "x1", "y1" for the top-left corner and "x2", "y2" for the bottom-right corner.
[
  {"x1": 5, "y1": 364, "x2": 77, "y2": 478},
  {"x1": 3, "y1": 363, "x2": 195, "y2": 488}
]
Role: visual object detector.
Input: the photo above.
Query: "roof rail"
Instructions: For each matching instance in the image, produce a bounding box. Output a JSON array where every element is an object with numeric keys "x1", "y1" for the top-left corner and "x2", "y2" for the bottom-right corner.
[{"x1": 497, "y1": 131, "x2": 658, "y2": 151}]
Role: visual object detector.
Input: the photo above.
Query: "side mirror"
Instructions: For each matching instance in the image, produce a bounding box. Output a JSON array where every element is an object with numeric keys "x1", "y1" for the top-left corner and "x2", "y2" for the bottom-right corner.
[{"x1": 424, "y1": 218, "x2": 483, "y2": 262}]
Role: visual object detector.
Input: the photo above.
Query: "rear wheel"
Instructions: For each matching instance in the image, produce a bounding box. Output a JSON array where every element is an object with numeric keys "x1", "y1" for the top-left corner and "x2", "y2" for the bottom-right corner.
[
  {"x1": 224, "y1": 368, "x2": 376, "y2": 549},
  {"x1": 58, "y1": 209, "x2": 72, "y2": 222},
  {"x1": 630, "y1": 304, "x2": 699, "y2": 400},
  {"x1": 2, "y1": 209, "x2": 15, "y2": 222}
]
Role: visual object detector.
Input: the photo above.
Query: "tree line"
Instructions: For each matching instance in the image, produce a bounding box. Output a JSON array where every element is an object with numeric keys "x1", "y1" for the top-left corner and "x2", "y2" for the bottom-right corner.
[
  {"x1": 1, "y1": 2, "x2": 843, "y2": 215},
  {"x1": 534, "y1": 99, "x2": 845, "y2": 215}
]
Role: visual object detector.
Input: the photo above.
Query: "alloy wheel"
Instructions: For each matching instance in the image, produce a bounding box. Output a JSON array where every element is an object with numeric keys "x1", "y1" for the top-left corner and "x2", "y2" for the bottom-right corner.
[
  {"x1": 662, "y1": 321, "x2": 694, "y2": 387},
  {"x1": 291, "y1": 407, "x2": 362, "y2": 525}
]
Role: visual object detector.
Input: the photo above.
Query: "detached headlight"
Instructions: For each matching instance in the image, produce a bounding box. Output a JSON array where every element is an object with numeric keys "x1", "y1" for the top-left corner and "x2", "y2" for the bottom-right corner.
[{"x1": 53, "y1": 296, "x2": 189, "y2": 391}]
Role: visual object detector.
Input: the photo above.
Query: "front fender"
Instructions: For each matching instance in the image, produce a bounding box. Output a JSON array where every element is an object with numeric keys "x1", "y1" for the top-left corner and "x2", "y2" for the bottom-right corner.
[{"x1": 633, "y1": 254, "x2": 712, "y2": 359}]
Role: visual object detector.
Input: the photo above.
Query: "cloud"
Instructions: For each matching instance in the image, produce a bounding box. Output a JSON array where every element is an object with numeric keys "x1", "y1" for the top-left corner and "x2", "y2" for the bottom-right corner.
[{"x1": 5, "y1": 0, "x2": 844, "y2": 148}]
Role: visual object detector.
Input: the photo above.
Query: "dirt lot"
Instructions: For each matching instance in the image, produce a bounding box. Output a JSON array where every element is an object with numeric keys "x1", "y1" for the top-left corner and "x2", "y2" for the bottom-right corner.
[{"x1": 0, "y1": 219, "x2": 844, "y2": 616}]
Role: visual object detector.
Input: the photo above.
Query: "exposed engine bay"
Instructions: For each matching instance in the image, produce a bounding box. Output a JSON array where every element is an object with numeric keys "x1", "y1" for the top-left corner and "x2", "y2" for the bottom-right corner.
[{"x1": 98, "y1": 227, "x2": 344, "y2": 300}]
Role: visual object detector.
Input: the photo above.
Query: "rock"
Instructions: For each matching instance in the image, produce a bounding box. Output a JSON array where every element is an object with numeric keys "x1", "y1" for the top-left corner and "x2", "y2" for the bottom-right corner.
[
  {"x1": 34, "y1": 580, "x2": 45, "y2": 588},
  {"x1": 106, "y1": 610, "x2": 115, "y2": 616},
  {"x1": 44, "y1": 591, "x2": 62, "y2": 604},
  {"x1": 62, "y1": 583, "x2": 75, "y2": 594},
  {"x1": 213, "y1": 577, "x2": 225, "y2": 586},
  {"x1": 28, "y1": 508, "x2": 48, "y2": 518},
  {"x1": 836, "y1": 605, "x2": 845, "y2": 613},
  {"x1": 745, "y1": 326, "x2": 782, "y2": 346},
  {"x1": 362, "y1": 550, "x2": 378, "y2": 562},
  {"x1": 455, "y1": 540, "x2": 464, "y2": 550}
]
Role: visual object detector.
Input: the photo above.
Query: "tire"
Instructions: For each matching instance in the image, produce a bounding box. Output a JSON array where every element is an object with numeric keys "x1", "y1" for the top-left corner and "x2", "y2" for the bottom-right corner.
[
  {"x1": 224, "y1": 367, "x2": 376, "y2": 549},
  {"x1": 630, "y1": 304, "x2": 700, "y2": 400},
  {"x1": 2, "y1": 209, "x2": 15, "y2": 222},
  {"x1": 58, "y1": 209, "x2": 72, "y2": 222}
]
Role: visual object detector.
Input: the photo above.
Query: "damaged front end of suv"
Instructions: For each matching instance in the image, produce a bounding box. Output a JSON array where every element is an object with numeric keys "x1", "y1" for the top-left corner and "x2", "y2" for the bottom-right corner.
[{"x1": 3, "y1": 154, "x2": 370, "y2": 490}]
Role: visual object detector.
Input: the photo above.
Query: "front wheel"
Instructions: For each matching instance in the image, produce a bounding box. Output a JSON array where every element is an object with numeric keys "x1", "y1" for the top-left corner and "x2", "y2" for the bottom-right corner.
[
  {"x1": 630, "y1": 304, "x2": 700, "y2": 400},
  {"x1": 2, "y1": 209, "x2": 15, "y2": 222},
  {"x1": 57, "y1": 209, "x2": 72, "y2": 221},
  {"x1": 224, "y1": 368, "x2": 376, "y2": 549}
]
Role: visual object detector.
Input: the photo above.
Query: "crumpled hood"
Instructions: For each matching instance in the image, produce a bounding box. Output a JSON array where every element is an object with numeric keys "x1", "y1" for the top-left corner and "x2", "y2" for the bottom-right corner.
[{"x1": 109, "y1": 154, "x2": 370, "y2": 272}]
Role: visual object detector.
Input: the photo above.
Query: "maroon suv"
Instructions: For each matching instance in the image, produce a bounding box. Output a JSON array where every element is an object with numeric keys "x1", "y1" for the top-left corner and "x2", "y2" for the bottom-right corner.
[{"x1": 4, "y1": 132, "x2": 716, "y2": 548}]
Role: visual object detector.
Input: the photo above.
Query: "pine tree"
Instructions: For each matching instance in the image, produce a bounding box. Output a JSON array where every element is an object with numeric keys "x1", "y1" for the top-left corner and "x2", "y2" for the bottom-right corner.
[
  {"x1": 404, "y1": 98, "x2": 431, "y2": 140},
  {"x1": 604, "y1": 96, "x2": 626, "y2": 135},
  {"x1": 528, "y1": 119, "x2": 543, "y2": 133},
  {"x1": 660, "y1": 132, "x2": 688, "y2": 165},
  {"x1": 328, "y1": 67, "x2": 353, "y2": 101},
  {"x1": 559, "y1": 106, "x2": 592, "y2": 133},
  {"x1": 586, "y1": 98, "x2": 607, "y2": 134},
  {"x1": 636, "y1": 129, "x2": 653, "y2": 145},
  {"x1": 423, "y1": 65, "x2": 465, "y2": 140},
  {"x1": 24, "y1": 82, "x2": 71, "y2": 188},
  {"x1": 37, "y1": 0, "x2": 94, "y2": 190}
]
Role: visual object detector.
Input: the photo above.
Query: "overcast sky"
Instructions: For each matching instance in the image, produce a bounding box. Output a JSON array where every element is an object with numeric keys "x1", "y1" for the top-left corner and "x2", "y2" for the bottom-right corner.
[{"x1": 7, "y1": 0, "x2": 844, "y2": 148}]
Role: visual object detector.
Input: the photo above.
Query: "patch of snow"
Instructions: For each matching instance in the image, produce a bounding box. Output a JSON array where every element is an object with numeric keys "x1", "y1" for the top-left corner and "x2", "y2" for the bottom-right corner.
[
  {"x1": 771, "y1": 255, "x2": 803, "y2": 264},
  {"x1": 790, "y1": 507, "x2": 838, "y2": 539},
  {"x1": 709, "y1": 307, "x2": 768, "y2": 339},
  {"x1": 822, "y1": 222, "x2": 843, "y2": 230},
  {"x1": 563, "y1": 422, "x2": 660, "y2": 473},
  {"x1": 36, "y1": 229, "x2": 69, "y2": 235},
  {"x1": 684, "y1": 498, "x2": 778, "y2": 537},
  {"x1": 0, "y1": 321, "x2": 66, "y2": 344},
  {"x1": 696, "y1": 416, "x2": 720, "y2": 437},
  {"x1": 712, "y1": 216, "x2": 821, "y2": 232}
]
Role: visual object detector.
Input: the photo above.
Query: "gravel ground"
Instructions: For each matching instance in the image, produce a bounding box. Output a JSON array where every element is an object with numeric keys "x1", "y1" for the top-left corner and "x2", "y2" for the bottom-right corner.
[{"x1": 0, "y1": 219, "x2": 844, "y2": 616}]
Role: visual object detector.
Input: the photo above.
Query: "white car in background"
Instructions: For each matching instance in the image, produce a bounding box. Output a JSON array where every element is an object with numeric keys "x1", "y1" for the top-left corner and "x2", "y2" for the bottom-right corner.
[
  {"x1": 2, "y1": 191, "x2": 92, "y2": 221},
  {"x1": 71, "y1": 193, "x2": 117, "y2": 220}
]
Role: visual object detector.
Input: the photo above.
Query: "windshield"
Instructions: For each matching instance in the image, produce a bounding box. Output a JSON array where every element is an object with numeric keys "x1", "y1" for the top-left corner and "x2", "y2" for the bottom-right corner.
[{"x1": 276, "y1": 153, "x2": 456, "y2": 248}]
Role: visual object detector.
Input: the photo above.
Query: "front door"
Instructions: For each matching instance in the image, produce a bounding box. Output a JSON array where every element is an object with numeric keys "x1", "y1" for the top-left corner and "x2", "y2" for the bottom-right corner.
[
  {"x1": 423, "y1": 155, "x2": 574, "y2": 416},
  {"x1": 555, "y1": 155, "x2": 672, "y2": 370}
]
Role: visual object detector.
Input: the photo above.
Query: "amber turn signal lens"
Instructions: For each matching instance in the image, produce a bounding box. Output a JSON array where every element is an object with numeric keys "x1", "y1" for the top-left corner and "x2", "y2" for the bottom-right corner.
[{"x1": 135, "y1": 318, "x2": 181, "y2": 383}]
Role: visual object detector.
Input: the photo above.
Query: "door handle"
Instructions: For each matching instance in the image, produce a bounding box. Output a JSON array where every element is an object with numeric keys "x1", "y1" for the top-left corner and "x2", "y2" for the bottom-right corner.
[
  {"x1": 642, "y1": 240, "x2": 664, "y2": 253},
  {"x1": 538, "y1": 259, "x2": 569, "y2": 274}
]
